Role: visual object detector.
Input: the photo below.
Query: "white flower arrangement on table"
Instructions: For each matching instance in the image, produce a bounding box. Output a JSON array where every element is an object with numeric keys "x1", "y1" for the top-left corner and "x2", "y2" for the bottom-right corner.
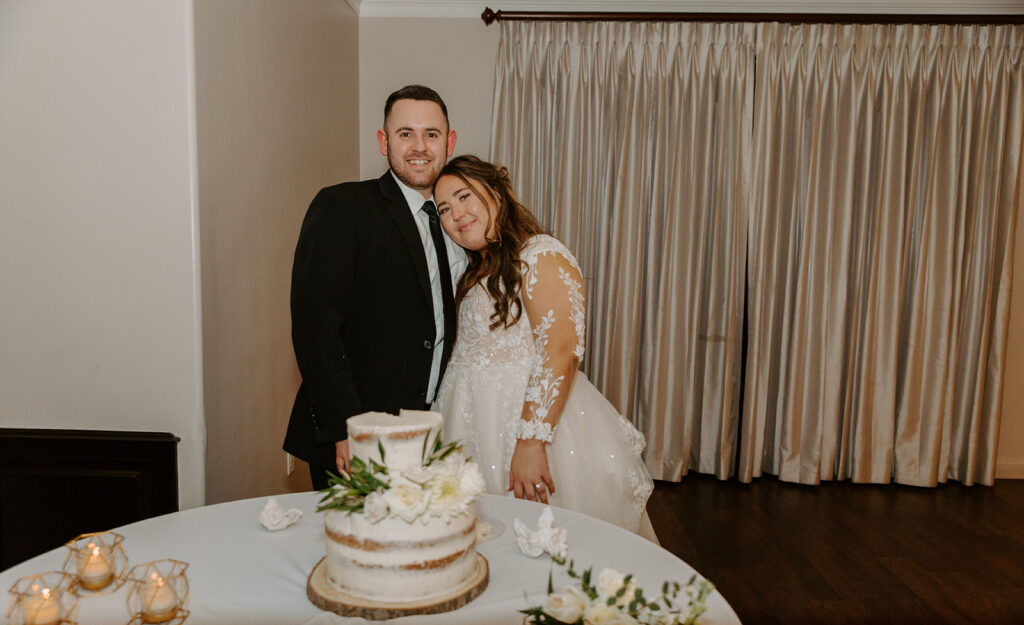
[
  {"x1": 522, "y1": 556, "x2": 714, "y2": 625},
  {"x1": 316, "y1": 434, "x2": 485, "y2": 524}
]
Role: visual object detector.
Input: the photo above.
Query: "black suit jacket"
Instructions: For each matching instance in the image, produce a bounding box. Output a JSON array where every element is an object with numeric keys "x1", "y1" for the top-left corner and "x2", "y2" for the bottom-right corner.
[{"x1": 284, "y1": 171, "x2": 449, "y2": 470}]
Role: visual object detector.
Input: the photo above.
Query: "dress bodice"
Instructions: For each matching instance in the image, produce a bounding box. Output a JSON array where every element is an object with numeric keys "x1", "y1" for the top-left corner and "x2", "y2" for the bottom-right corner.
[
  {"x1": 449, "y1": 235, "x2": 585, "y2": 439},
  {"x1": 447, "y1": 269, "x2": 536, "y2": 371},
  {"x1": 433, "y1": 235, "x2": 654, "y2": 534}
]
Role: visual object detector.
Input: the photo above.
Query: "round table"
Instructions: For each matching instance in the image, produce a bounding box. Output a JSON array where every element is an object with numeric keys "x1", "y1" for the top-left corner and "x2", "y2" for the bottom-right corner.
[{"x1": 1, "y1": 492, "x2": 741, "y2": 624}]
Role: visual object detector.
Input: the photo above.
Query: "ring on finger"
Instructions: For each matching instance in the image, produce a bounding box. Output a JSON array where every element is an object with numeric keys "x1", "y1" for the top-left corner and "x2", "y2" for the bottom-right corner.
[{"x1": 534, "y1": 482, "x2": 545, "y2": 490}]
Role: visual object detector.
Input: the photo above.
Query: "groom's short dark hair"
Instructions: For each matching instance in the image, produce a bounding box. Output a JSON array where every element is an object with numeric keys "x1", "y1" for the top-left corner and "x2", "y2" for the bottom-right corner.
[{"x1": 384, "y1": 85, "x2": 449, "y2": 126}]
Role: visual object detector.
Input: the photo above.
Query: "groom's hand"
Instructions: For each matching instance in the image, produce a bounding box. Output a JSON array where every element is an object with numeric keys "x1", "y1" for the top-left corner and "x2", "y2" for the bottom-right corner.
[{"x1": 335, "y1": 439, "x2": 351, "y2": 474}]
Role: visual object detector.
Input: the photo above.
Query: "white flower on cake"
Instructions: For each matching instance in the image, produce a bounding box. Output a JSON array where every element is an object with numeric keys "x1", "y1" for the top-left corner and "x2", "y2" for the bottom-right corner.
[
  {"x1": 316, "y1": 421, "x2": 484, "y2": 527},
  {"x1": 402, "y1": 465, "x2": 432, "y2": 485},
  {"x1": 427, "y1": 468, "x2": 469, "y2": 520},
  {"x1": 542, "y1": 586, "x2": 588, "y2": 623},
  {"x1": 362, "y1": 491, "x2": 388, "y2": 524},
  {"x1": 382, "y1": 475, "x2": 432, "y2": 523},
  {"x1": 416, "y1": 452, "x2": 482, "y2": 521},
  {"x1": 459, "y1": 461, "x2": 486, "y2": 499}
]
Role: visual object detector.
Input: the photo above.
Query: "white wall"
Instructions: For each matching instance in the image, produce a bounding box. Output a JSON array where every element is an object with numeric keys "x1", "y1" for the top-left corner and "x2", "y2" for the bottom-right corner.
[
  {"x1": 0, "y1": 0, "x2": 206, "y2": 507},
  {"x1": 358, "y1": 18, "x2": 500, "y2": 179},
  {"x1": 195, "y1": 0, "x2": 360, "y2": 503}
]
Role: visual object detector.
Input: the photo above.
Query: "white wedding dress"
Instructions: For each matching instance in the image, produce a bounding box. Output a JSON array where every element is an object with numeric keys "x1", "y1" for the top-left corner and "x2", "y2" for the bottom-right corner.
[{"x1": 433, "y1": 235, "x2": 655, "y2": 535}]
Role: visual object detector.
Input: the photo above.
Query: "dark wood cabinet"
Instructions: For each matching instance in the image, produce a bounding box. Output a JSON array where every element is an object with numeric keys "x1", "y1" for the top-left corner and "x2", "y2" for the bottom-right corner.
[{"x1": 0, "y1": 428, "x2": 179, "y2": 570}]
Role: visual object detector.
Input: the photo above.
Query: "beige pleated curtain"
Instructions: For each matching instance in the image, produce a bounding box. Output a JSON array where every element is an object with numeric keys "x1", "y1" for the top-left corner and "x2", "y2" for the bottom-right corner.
[{"x1": 490, "y1": 20, "x2": 1024, "y2": 486}]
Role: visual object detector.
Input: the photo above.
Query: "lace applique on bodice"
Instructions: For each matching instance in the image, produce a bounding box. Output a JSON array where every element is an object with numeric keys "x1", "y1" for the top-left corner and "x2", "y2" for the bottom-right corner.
[{"x1": 446, "y1": 234, "x2": 584, "y2": 453}]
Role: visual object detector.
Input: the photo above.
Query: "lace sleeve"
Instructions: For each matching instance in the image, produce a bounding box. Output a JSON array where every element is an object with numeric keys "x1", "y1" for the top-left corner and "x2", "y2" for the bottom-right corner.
[{"x1": 512, "y1": 238, "x2": 586, "y2": 442}]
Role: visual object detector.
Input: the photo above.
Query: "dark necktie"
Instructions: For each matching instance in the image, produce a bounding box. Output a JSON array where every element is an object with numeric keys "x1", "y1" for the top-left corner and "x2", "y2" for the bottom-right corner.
[{"x1": 421, "y1": 201, "x2": 456, "y2": 362}]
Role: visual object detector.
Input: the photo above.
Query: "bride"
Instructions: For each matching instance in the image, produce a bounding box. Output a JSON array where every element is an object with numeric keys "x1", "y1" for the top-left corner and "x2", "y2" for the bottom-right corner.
[{"x1": 431, "y1": 155, "x2": 655, "y2": 538}]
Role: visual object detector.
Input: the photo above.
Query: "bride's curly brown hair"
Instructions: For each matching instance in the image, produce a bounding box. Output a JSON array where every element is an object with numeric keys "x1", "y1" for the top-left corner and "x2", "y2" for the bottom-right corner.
[{"x1": 437, "y1": 155, "x2": 545, "y2": 330}]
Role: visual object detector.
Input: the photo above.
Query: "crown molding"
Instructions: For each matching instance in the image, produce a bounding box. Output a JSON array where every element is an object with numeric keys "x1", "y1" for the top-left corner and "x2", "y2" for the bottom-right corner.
[{"x1": 346, "y1": 1, "x2": 1024, "y2": 19}]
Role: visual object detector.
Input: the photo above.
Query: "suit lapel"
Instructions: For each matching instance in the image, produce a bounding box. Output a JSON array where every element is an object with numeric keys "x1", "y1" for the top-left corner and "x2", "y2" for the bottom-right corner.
[{"x1": 378, "y1": 172, "x2": 434, "y2": 312}]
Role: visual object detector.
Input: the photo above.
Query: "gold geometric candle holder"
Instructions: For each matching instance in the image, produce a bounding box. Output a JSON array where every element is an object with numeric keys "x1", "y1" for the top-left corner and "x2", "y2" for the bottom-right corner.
[
  {"x1": 6, "y1": 571, "x2": 78, "y2": 625},
  {"x1": 62, "y1": 531, "x2": 129, "y2": 594},
  {"x1": 125, "y1": 559, "x2": 189, "y2": 625}
]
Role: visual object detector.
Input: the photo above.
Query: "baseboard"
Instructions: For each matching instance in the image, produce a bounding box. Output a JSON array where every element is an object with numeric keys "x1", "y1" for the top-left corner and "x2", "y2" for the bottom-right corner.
[{"x1": 995, "y1": 459, "x2": 1024, "y2": 479}]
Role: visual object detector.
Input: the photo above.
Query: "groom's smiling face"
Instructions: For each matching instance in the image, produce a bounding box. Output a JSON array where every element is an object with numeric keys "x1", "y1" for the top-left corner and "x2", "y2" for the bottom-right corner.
[{"x1": 378, "y1": 99, "x2": 456, "y2": 198}]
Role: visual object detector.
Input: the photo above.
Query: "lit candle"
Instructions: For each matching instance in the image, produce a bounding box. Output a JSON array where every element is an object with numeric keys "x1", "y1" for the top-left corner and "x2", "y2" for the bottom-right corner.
[
  {"x1": 77, "y1": 543, "x2": 114, "y2": 589},
  {"x1": 22, "y1": 585, "x2": 61, "y2": 625},
  {"x1": 141, "y1": 571, "x2": 179, "y2": 624}
]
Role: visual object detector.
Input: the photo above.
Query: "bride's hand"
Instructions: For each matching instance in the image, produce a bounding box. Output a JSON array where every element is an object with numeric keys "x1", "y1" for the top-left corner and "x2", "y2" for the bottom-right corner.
[{"x1": 509, "y1": 439, "x2": 555, "y2": 503}]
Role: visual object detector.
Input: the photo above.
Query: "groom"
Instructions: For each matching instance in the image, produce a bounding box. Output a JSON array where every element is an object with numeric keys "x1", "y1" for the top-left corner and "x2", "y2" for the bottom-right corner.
[{"x1": 284, "y1": 85, "x2": 466, "y2": 489}]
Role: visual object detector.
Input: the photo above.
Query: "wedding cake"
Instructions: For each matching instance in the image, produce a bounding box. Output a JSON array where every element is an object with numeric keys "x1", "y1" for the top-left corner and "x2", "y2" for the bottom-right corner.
[{"x1": 311, "y1": 410, "x2": 488, "y2": 614}]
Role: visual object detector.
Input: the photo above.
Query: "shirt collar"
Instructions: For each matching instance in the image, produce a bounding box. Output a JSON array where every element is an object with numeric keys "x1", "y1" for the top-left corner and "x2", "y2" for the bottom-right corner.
[{"x1": 390, "y1": 170, "x2": 434, "y2": 215}]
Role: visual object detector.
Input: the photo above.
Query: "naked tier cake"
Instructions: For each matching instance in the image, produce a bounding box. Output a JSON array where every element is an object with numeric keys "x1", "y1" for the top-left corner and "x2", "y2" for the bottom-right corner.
[{"x1": 312, "y1": 410, "x2": 488, "y2": 613}]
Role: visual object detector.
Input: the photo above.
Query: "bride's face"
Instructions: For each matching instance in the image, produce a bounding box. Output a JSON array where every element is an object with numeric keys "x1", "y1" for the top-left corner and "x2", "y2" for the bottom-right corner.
[{"x1": 434, "y1": 174, "x2": 499, "y2": 251}]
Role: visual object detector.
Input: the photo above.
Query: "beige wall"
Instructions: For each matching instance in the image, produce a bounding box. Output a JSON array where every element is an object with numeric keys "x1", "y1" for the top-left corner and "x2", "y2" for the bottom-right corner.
[
  {"x1": 0, "y1": 0, "x2": 206, "y2": 507},
  {"x1": 358, "y1": 18, "x2": 500, "y2": 179},
  {"x1": 194, "y1": 0, "x2": 360, "y2": 503}
]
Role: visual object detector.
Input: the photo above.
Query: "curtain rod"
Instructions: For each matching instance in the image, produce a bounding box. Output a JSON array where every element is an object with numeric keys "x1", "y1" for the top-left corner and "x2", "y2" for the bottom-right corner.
[{"x1": 480, "y1": 7, "x2": 1024, "y2": 26}]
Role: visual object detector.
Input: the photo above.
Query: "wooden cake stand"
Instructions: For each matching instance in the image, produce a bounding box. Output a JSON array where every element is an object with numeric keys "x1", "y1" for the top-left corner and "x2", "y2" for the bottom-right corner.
[{"x1": 306, "y1": 554, "x2": 489, "y2": 620}]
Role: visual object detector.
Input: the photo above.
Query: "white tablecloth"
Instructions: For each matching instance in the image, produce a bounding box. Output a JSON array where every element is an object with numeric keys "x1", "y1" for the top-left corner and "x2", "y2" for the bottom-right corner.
[{"x1": 1, "y1": 492, "x2": 740, "y2": 624}]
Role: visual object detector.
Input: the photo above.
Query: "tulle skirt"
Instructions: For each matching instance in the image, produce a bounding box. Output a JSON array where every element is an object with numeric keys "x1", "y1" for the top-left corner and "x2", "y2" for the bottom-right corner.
[{"x1": 436, "y1": 367, "x2": 655, "y2": 536}]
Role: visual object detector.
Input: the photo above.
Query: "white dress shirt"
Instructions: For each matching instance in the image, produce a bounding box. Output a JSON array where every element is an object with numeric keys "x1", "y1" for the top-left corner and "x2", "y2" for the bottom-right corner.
[{"x1": 391, "y1": 172, "x2": 468, "y2": 402}]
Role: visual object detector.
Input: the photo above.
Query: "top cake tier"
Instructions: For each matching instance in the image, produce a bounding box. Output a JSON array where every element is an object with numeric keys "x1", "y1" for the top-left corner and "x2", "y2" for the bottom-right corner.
[{"x1": 346, "y1": 410, "x2": 443, "y2": 473}]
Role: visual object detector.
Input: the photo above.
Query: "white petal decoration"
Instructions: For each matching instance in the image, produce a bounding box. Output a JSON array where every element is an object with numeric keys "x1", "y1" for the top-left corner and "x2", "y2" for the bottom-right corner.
[
  {"x1": 259, "y1": 497, "x2": 303, "y2": 531},
  {"x1": 513, "y1": 506, "x2": 568, "y2": 559}
]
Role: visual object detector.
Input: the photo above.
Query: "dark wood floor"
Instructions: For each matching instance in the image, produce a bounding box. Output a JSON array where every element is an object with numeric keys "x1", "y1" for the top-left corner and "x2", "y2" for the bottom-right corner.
[{"x1": 647, "y1": 474, "x2": 1024, "y2": 625}]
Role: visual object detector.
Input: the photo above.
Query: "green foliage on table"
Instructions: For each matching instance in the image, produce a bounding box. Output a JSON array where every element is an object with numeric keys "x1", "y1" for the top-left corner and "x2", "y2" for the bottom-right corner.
[{"x1": 520, "y1": 555, "x2": 714, "y2": 625}]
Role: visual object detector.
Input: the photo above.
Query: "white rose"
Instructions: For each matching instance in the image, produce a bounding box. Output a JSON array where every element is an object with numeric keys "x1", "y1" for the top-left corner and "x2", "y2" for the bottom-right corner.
[
  {"x1": 542, "y1": 586, "x2": 587, "y2": 623},
  {"x1": 596, "y1": 568, "x2": 626, "y2": 599},
  {"x1": 362, "y1": 491, "x2": 388, "y2": 524},
  {"x1": 382, "y1": 477, "x2": 430, "y2": 523},
  {"x1": 583, "y1": 602, "x2": 638, "y2": 625}
]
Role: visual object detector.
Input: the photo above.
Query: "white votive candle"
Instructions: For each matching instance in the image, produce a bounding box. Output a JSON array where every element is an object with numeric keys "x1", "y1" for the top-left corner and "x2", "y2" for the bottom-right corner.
[
  {"x1": 22, "y1": 586, "x2": 61, "y2": 625},
  {"x1": 78, "y1": 543, "x2": 114, "y2": 589},
  {"x1": 141, "y1": 572, "x2": 179, "y2": 624}
]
